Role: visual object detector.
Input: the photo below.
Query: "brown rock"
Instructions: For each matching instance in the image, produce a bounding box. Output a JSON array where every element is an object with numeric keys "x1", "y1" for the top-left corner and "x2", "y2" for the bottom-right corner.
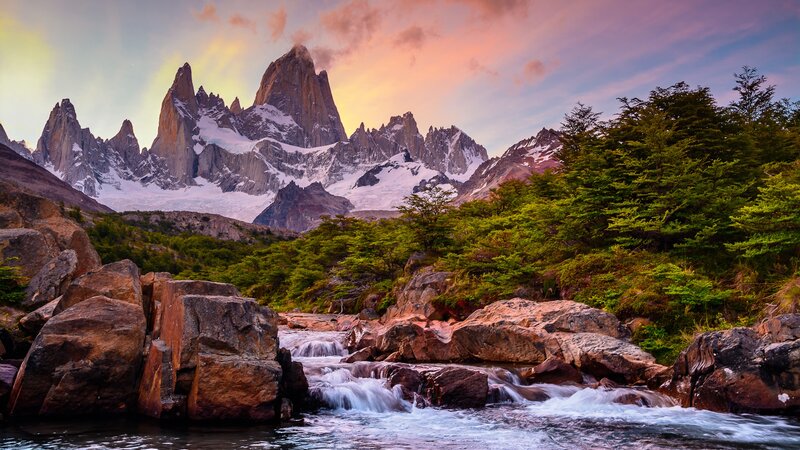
[
  {"x1": 9, "y1": 296, "x2": 146, "y2": 417},
  {"x1": 0, "y1": 228, "x2": 56, "y2": 278},
  {"x1": 140, "y1": 272, "x2": 173, "y2": 333},
  {"x1": 137, "y1": 339, "x2": 185, "y2": 419},
  {"x1": 138, "y1": 285, "x2": 284, "y2": 422},
  {"x1": 423, "y1": 367, "x2": 488, "y2": 409},
  {"x1": 342, "y1": 346, "x2": 375, "y2": 363},
  {"x1": 523, "y1": 356, "x2": 583, "y2": 385},
  {"x1": 187, "y1": 353, "x2": 282, "y2": 421},
  {"x1": 55, "y1": 259, "x2": 142, "y2": 314},
  {"x1": 384, "y1": 267, "x2": 453, "y2": 322},
  {"x1": 18, "y1": 298, "x2": 59, "y2": 335},
  {"x1": 388, "y1": 366, "x2": 424, "y2": 393},
  {"x1": 550, "y1": 332, "x2": 664, "y2": 385},
  {"x1": 663, "y1": 320, "x2": 800, "y2": 414},
  {"x1": 66, "y1": 228, "x2": 101, "y2": 276},
  {"x1": 23, "y1": 250, "x2": 77, "y2": 309}
]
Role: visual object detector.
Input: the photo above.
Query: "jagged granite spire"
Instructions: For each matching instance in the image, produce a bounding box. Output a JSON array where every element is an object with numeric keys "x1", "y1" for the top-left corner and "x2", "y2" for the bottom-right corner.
[
  {"x1": 252, "y1": 45, "x2": 347, "y2": 147},
  {"x1": 149, "y1": 62, "x2": 199, "y2": 185}
]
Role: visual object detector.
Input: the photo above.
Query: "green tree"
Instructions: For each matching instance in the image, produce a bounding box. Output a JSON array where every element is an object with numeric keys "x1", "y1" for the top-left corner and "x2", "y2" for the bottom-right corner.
[{"x1": 398, "y1": 185, "x2": 455, "y2": 252}]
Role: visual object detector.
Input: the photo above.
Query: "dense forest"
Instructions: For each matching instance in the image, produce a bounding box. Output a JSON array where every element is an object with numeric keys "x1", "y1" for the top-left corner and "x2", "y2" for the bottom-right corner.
[{"x1": 53, "y1": 68, "x2": 800, "y2": 363}]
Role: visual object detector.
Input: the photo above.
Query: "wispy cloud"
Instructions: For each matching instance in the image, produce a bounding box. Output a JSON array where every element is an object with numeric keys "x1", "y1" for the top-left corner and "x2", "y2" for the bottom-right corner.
[
  {"x1": 268, "y1": 6, "x2": 287, "y2": 41},
  {"x1": 193, "y1": 3, "x2": 219, "y2": 22}
]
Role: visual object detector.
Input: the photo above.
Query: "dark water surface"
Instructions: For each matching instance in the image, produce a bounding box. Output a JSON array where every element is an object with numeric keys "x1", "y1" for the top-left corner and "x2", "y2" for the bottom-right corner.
[{"x1": 3, "y1": 329, "x2": 800, "y2": 450}]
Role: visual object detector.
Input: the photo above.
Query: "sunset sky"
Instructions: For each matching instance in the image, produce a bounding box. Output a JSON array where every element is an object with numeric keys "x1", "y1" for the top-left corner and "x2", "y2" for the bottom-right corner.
[{"x1": 1, "y1": 0, "x2": 798, "y2": 155}]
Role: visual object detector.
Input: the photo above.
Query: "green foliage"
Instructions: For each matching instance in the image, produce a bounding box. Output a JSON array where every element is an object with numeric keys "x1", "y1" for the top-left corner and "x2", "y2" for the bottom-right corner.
[
  {"x1": 398, "y1": 185, "x2": 455, "y2": 252},
  {"x1": 67, "y1": 207, "x2": 84, "y2": 224},
  {"x1": 0, "y1": 259, "x2": 27, "y2": 306}
]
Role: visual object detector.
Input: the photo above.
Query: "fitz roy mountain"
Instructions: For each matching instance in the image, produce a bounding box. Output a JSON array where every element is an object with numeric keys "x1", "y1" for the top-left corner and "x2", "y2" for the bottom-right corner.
[{"x1": 22, "y1": 45, "x2": 511, "y2": 225}]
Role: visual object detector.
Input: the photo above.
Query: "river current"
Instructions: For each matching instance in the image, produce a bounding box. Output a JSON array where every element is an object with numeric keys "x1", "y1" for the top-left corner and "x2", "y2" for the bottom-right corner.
[{"x1": 3, "y1": 329, "x2": 800, "y2": 449}]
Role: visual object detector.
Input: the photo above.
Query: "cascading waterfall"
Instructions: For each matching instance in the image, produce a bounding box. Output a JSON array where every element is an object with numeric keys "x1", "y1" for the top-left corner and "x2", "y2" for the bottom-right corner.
[{"x1": 272, "y1": 328, "x2": 800, "y2": 450}]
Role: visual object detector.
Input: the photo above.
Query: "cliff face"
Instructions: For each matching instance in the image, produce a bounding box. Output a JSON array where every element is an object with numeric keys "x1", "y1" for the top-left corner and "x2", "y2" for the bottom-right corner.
[
  {"x1": 148, "y1": 63, "x2": 199, "y2": 185},
  {"x1": 252, "y1": 45, "x2": 347, "y2": 147},
  {"x1": 253, "y1": 181, "x2": 353, "y2": 232}
]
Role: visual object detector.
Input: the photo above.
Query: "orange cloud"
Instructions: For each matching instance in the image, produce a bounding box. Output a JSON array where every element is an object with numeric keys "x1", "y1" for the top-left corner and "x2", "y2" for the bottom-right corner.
[
  {"x1": 515, "y1": 59, "x2": 548, "y2": 85},
  {"x1": 320, "y1": 0, "x2": 382, "y2": 50},
  {"x1": 268, "y1": 6, "x2": 287, "y2": 42},
  {"x1": 229, "y1": 14, "x2": 256, "y2": 32},
  {"x1": 194, "y1": 3, "x2": 219, "y2": 22},
  {"x1": 291, "y1": 29, "x2": 311, "y2": 45},
  {"x1": 393, "y1": 26, "x2": 436, "y2": 50}
]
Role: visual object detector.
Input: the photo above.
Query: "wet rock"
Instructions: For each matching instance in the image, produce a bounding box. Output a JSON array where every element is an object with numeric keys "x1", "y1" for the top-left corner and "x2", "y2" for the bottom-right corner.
[
  {"x1": 0, "y1": 228, "x2": 55, "y2": 278},
  {"x1": 277, "y1": 348, "x2": 309, "y2": 408},
  {"x1": 23, "y1": 250, "x2": 77, "y2": 309},
  {"x1": 137, "y1": 338, "x2": 185, "y2": 419},
  {"x1": 187, "y1": 353, "x2": 282, "y2": 421},
  {"x1": 282, "y1": 313, "x2": 358, "y2": 332},
  {"x1": 522, "y1": 356, "x2": 583, "y2": 385},
  {"x1": 550, "y1": 332, "x2": 664, "y2": 385},
  {"x1": 387, "y1": 366, "x2": 424, "y2": 394},
  {"x1": 664, "y1": 316, "x2": 800, "y2": 414},
  {"x1": 341, "y1": 346, "x2": 375, "y2": 363},
  {"x1": 9, "y1": 296, "x2": 146, "y2": 417},
  {"x1": 18, "y1": 298, "x2": 59, "y2": 335},
  {"x1": 423, "y1": 367, "x2": 488, "y2": 408},
  {"x1": 54, "y1": 259, "x2": 142, "y2": 315},
  {"x1": 138, "y1": 281, "x2": 287, "y2": 422}
]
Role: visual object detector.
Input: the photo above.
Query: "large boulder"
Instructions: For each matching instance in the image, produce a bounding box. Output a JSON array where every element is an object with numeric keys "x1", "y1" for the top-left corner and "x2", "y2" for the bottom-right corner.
[
  {"x1": 138, "y1": 279, "x2": 288, "y2": 422},
  {"x1": 548, "y1": 332, "x2": 664, "y2": 385},
  {"x1": 384, "y1": 267, "x2": 454, "y2": 322},
  {"x1": 422, "y1": 367, "x2": 488, "y2": 408},
  {"x1": 188, "y1": 353, "x2": 282, "y2": 421},
  {"x1": 664, "y1": 314, "x2": 800, "y2": 414},
  {"x1": 8, "y1": 296, "x2": 146, "y2": 417},
  {"x1": 54, "y1": 259, "x2": 142, "y2": 314},
  {"x1": 363, "y1": 299, "x2": 664, "y2": 385},
  {"x1": 23, "y1": 250, "x2": 77, "y2": 309},
  {"x1": 0, "y1": 228, "x2": 56, "y2": 278}
]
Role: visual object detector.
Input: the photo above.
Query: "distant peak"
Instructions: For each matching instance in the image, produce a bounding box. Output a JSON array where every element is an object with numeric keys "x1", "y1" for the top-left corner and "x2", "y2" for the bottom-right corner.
[
  {"x1": 120, "y1": 119, "x2": 134, "y2": 134},
  {"x1": 230, "y1": 96, "x2": 242, "y2": 114}
]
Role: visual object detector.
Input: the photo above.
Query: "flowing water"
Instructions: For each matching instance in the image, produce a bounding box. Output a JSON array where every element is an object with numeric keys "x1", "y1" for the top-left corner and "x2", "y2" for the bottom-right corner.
[{"x1": 3, "y1": 329, "x2": 800, "y2": 449}]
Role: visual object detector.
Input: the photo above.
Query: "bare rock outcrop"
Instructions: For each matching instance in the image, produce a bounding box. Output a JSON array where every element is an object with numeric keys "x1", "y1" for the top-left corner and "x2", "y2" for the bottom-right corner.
[
  {"x1": 664, "y1": 314, "x2": 800, "y2": 414},
  {"x1": 383, "y1": 267, "x2": 454, "y2": 322},
  {"x1": 8, "y1": 296, "x2": 146, "y2": 417},
  {"x1": 23, "y1": 250, "x2": 78, "y2": 309},
  {"x1": 54, "y1": 259, "x2": 142, "y2": 315},
  {"x1": 138, "y1": 279, "x2": 290, "y2": 422},
  {"x1": 352, "y1": 298, "x2": 663, "y2": 385}
]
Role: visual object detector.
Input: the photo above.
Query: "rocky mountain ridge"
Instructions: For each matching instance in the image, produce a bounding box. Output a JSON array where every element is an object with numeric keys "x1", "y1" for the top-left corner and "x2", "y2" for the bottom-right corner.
[{"x1": 20, "y1": 45, "x2": 501, "y2": 222}]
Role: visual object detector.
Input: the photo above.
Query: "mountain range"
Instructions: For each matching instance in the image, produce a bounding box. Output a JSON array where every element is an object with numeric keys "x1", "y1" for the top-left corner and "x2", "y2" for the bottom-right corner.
[{"x1": 3, "y1": 45, "x2": 560, "y2": 231}]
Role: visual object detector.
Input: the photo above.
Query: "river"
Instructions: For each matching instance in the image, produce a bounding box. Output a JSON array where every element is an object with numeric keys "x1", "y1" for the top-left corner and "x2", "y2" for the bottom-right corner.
[{"x1": 3, "y1": 329, "x2": 800, "y2": 449}]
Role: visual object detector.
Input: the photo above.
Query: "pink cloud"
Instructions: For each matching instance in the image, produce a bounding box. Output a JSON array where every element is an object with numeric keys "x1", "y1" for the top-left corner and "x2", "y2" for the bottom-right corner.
[
  {"x1": 229, "y1": 14, "x2": 256, "y2": 32},
  {"x1": 393, "y1": 26, "x2": 436, "y2": 49},
  {"x1": 194, "y1": 3, "x2": 219, "y2": 22},
  {"x1": 268, "y1": 6, "x2": 287, "y2": 42}
]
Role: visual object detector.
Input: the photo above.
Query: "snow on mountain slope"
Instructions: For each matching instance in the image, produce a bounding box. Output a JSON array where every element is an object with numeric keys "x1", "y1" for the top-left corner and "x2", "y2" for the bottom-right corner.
[
  {"x1": 327, "y1": 152, "x2": 454, "y2": 211},
  {"x1": 97, "y1": 176, "x2": 275, "y2": 222}
]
